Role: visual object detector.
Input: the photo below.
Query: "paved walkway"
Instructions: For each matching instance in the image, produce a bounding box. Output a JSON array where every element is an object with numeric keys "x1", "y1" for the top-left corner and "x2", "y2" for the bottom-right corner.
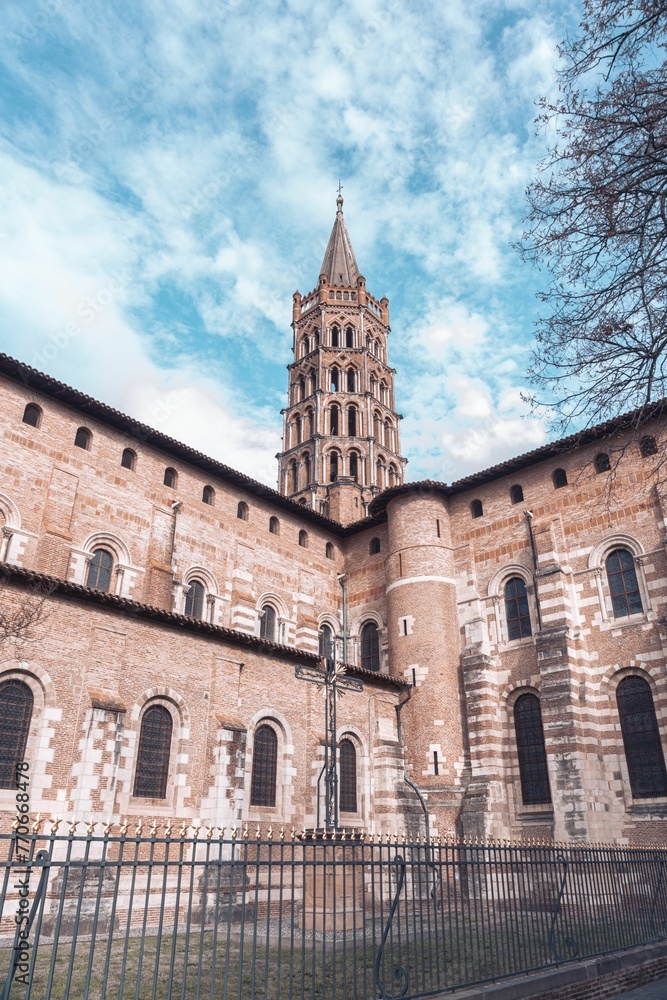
[{"x1": 614, "y1": 978, "x2": 667, "y2": 998}]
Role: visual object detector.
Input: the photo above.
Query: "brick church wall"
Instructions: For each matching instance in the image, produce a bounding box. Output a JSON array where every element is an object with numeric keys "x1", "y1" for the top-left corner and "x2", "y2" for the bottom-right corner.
[{"x1": 2, "y1": 364, "x2": 667, "y2": 845}]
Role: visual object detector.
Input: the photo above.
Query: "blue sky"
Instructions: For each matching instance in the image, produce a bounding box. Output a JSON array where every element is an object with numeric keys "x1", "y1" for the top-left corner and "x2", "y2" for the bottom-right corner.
[{"x1": 1, "y1": 0, "x2": 579, "y2": 487}]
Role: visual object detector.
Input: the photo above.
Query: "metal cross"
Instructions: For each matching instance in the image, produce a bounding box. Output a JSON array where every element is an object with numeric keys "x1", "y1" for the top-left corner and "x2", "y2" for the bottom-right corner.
[
  {"x1": 337, "y1": 179, "x2": 344, "y2": 197},
  {"x1": 295, "y1": 640, "x2": 363, "y2": 830}
]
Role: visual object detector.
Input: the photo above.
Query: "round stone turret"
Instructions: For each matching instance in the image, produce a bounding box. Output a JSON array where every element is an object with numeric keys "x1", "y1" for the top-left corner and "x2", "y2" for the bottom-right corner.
[{"x1": 384, "y1": 489, "x2": 468, "y2": 836}]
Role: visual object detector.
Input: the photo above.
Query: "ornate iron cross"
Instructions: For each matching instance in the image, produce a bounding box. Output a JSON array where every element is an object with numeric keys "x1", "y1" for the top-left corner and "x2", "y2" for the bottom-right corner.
[{"x1": 295, "y1": 640, "x2": 363, "y2": 830}]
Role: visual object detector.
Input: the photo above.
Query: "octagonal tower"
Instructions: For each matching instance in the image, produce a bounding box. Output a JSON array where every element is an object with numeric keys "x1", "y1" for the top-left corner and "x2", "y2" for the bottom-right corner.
[{"x1": 277, "y1": 194, "x2": 407, "y2": 524}]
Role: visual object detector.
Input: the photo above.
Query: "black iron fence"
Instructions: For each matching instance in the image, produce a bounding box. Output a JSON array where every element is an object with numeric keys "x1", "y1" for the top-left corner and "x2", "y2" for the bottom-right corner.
[{"x1": 1, "y1": 823, "x2": 666, "y2": 999}]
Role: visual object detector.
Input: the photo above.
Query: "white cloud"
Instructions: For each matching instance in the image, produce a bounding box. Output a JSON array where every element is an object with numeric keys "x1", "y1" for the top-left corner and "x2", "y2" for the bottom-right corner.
[{"x1": 0, "y1": 0, "x2": 576, "y2": 485}]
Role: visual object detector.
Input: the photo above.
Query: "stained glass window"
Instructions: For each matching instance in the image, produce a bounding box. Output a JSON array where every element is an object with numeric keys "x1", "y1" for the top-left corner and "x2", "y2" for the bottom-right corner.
[
  {"x1": 250, "y1": 725, "x2": 278, "y2": 807},
  {"x1": 0, "y1": 681, "x2": 33, "y2": 789},
  {"x1": 514, "y1": 693, "x2": 551, "y2": 806},
  {"x1": 134, "y1": 705, "x2": 172, "y2": 799}
]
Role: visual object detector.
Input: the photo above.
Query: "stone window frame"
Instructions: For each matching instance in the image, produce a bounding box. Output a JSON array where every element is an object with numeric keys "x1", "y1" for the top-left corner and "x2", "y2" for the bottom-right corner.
[
  {"x1": 487, "y1": 564, "x2": 538, "y2": 649},
  {"x1": 125, "y1": 694, "x2": 185, "y2": 816},
  {"x1": 178, "y1": 566, "x2": 222, "y2": 624},
  {"x1": 505, "y1": 682, "x2": 554, "y2": 822},
  {"x1": 335, "y1": 727, "x2": 368, "y2": 826},
  {"x1": 0, "y1": 665, "x2": 52, "y2": 811},
  {"x1": 317, "y1": 613, "x2": 341, "y2": 660},
  {"x1": 244, "y1": 712, "x2": 294, "y2": 825},
  {"x1": 70, "y1": 531, "x2": 137, "y2": 598},
  {"x1": 587, "y1": 534, "x2": 652, "y2": 625},
  {"x1": 351, "y1": 611, "x2": 386, "y2": 672},
  {"x1": 607, "y1": 666, "x2": 667, "y2": 812},
  {"x1": 255, "y1": 592, "x2": 290, "y2": 644},
  {"x1": 0, "y1": 491, "x2": 34, "y2": 565}
]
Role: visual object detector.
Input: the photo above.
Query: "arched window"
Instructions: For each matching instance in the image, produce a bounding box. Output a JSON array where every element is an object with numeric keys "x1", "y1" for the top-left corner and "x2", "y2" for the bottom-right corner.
[
  {"x1": 164, "y1": 467, "x2": 177, "y2": 488},
  {"x1": 471, "y1": 499, "x2": 483, "y2": 519},
  {"x1": 202, "y1": 485, "x2": 215, "y2": 505},
  {"x1": 303, "y1": 453, "x2": 311, "y2": 484},
  {"x1": 640, "y1": 435, "x2": 658, "y2": 458},
  {"x1": 369, "y1": 537, "x2": 381, "y2": 555},
  {"x1": 237, "y1": 500, "x2": 249, "y2": 520},
  {"x1": 617, "y1": 676, "x2": 667, "y2": 799},
  {"x1": 510, "y1": 484, "x2": 524, "y2": 505},
  {"x1": 606, "y1": 548, "x2": 643, "y2": 618},
  {"x1": 330, "y1": 405, "x2": 339, "y2": 435},
  {"x1": 330, "y1": 452, "x2": 339, "y2": 482},
  {"x1": 319, "y1": 623, "x2": 333, "y2": 659},
  {"x1": 22, "y1": 403, "x2": 42, "y2": 428},
  {"x1": 294, "y1": 415, "x2": 302, "y2": 445},
  {"x1": 552, "y1": 468, "x2": 567, "y2": 489},
  {"x1": 269, "y1": 516, "x2": 280, "y2": 535},
  {"x1": 388, "y1": 464, "x2": 398, "y2": 486},
  {"x1": 86, "y1": 548, "x2": 114, "y2": 591},
  {"x1": 347, "y1": 369, "x2": 356, "y2": 392},
  {"x1": 513, "y1": 693, "x2": 551, "y2": 806},
  {"x1": 260, "y1": 604, "x2": 276, "y2": 641},
  {"x1": 121, "y1": 448, "x2": 136, "y2": 471},
  {"x1": 299, "y1": 529, "x2": 308, "y2": 548},
  {"x1": 348, "y1": 407, "x2": 357, "y2": 436},
  {"x1": 299, "y1": 376, "x2": 306, "y2": 401},
  {"x1": 305, "y1": 408, "x2": 314, "y2": 438},
  {"x1": 505, "y1": 577, "x2": 532, "y2": 640},
  {"x1": 325, "y1": 542, "x2": 334, "y2": 559},
  {"x1": 595, "y1": 452, "x2": 611, "y2": 473},
  {"x1": 74, "y1": 427, "x2": 91, "y2": 450},
  {"x1": 384, "y1": 420, "x2": 392, "y2": 450},
  {"x1": 133, "y1": 705, "x2": 172, "y2": 799},
  {"x1": 331, "y1": 326, "x2": 340, "y2": 348},
  {"x1": 184, "y1": 579, "x2": 205, "y2": 619},
  {"x1": 250, "y1": 725, "x2": 278, "y2": 807},
  {"x1": 0, "y1": 680, "x2": 34, "y2": 789},
  {"x1": 345, "y1": 326, "x2": 354, "y2": 348},
  {"x1": 349, "y1": 452, "x2": 359, "y2": 481},
  {"x1": 331, "y1": 367, "x2": 340, "y2": 392},
  {"x1": 373, "y1": 411, "x2": 381, "y2": 439},
  {"x1": 376, "y1": 460, "x2": 385, "y2": 490},
  {"x1": 339, "y1": 738, "x2": 357, "y2": 813},
  {"x1": 289, "y1": 459, "x2": 298, "y2": 493},
  {"x1": 361, "y1": 621, "x2": 380, "y2": 672}
]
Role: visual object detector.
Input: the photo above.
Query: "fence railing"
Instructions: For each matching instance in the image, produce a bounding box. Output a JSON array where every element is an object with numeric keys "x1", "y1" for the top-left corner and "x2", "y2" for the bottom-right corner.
[{"x1": 1, "y1": 822, "x2": 666, "y2": 999}]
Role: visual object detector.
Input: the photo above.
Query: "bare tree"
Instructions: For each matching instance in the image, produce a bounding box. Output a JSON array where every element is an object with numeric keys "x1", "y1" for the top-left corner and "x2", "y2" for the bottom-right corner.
[
  {"x1": 519, "y1": 1, "x2": 667, "y2": 434},
  {"x1": 0, "y1": 572, "x2": 54, "y2": 653}
]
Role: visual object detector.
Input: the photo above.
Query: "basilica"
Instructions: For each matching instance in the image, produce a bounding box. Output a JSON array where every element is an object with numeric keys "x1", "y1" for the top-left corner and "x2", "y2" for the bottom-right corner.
[{"x1": 1, "y1": 196, "x2": 666, "y2": 845}]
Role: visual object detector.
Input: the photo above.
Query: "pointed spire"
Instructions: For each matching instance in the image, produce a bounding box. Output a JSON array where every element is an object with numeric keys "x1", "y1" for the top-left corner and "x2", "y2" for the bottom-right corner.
[{"x1": 320, "y1": 192, "x2": 360, "y2": 287}]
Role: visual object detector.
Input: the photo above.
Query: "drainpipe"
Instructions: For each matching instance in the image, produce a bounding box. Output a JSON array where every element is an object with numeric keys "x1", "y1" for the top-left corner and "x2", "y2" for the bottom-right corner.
[
  {"x1": 524, "y1": 510, "x2": 543, "y2": 631},
  {"x1": 338, "y1": 574, "x2": 348, "y2": 663},
  {"x1": 403, "y1": 770, "x2": 430, "y2": 843},
  {"x1": 169, "y1": 500, "x2": 183, "y2": 603},
  {"x1": 395, "y1": 685, "x2": 411, "y2": 742},
  {"x1": 394, "y1": 686, "x2": 429, "y2": 837}
]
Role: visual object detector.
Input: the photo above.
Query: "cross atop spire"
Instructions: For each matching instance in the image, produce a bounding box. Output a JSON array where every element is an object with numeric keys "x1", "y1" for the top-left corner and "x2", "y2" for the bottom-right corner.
[{"x1": 320, "y1": 191, "x2": 359, "y2": 288}]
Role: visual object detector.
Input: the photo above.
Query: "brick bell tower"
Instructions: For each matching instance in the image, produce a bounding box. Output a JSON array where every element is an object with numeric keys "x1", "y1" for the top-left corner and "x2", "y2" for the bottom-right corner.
[{"x1": 277, "y1": 193, "x2": 407, "y2": 524}]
